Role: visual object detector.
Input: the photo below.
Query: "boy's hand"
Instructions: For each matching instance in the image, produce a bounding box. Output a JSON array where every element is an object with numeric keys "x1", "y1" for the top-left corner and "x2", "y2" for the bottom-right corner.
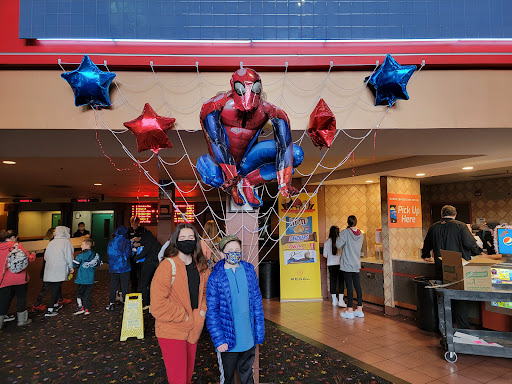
[{"x1": 217, "y1": 343, "x2": 228, "y2": 352}]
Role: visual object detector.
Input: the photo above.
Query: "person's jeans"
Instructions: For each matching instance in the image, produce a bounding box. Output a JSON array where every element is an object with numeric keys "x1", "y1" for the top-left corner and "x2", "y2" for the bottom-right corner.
[
  {"x1": 77, "y1": 284, "x2": 93, "y2": 309},
  {"x1": 0, "y1": 284, "x2": 28, "y2": 315},
  {"x1": 328, "y1": 265, "x2": 344, "y2": 294},
  {"x1": 221, "y1": 347, "x2": 256, "y2": 384},
  {"x1": 343, "y1": 272, "x2": 362, "y2": 307},
  {"x1": 109, "y1": 272, "x2": 130, "y2": 303}
]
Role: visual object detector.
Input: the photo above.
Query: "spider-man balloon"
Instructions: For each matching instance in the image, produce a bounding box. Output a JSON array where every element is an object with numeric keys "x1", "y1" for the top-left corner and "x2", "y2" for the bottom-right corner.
[
  {"x1": 307, "y1": 99, "x2": 336, "y2": 149},
  {"x1": 196, "y1": 68, "x2": 304, "y2": 207}
]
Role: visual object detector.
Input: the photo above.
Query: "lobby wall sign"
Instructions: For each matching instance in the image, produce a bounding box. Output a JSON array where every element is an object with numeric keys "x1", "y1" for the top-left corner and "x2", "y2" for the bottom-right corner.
[
  {"x1": 388, "y1": 193, "x2": 422, "y2": 228},
  {"x1": 278, "y1": 193, "x2": 322, "y2": 301}
]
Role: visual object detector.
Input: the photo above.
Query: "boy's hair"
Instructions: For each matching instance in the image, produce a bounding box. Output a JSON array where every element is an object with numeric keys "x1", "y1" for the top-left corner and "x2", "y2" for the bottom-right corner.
[
  {"x1": 82, "y1": 238, "x2": 94, "y2": 248},
  {"x1": 130, "y1": 216, "x2": 140, "y2": 225},
  {"x1": 78, "y1": 222, "x2": 85, "y2": 227},
  {"x1": 441, "y1": 205, "x2": 457, "y2": 218},
  {"x1": 219, "y1": 235, "x2": 242, "y2": 251}
]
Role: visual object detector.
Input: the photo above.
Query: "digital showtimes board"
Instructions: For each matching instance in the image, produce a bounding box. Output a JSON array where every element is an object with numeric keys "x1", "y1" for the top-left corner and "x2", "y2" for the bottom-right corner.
[
  {"x1": 173, "y1": 203, "x2": 195, "y2": 224},
  {"x1": 131, "y1": 204, "x2": 158, "y2": 224}
]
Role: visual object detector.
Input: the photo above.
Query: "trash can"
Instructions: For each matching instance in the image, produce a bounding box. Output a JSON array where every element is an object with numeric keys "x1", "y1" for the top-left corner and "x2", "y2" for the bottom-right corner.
[
  {"x1": 259, "y1": 261, "x2": 280, "y2": 299},
  {"x1": 414, "y1": 277, "x2": 441, "y2": 332}
]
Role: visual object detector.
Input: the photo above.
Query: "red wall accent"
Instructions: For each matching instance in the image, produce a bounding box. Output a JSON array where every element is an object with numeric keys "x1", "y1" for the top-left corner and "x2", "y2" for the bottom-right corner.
[{"x1": 3, "y1": 1, "x2": 512, "y2": 70}]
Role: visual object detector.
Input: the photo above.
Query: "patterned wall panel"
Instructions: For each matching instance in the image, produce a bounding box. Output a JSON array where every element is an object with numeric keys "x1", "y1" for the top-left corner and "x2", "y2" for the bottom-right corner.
[
  {"x1": 422, "y1": 176, "x2": 512, "y2": 236},
  {"x1": 324, "y1": 184, "x2": 380, "y2": 258}
]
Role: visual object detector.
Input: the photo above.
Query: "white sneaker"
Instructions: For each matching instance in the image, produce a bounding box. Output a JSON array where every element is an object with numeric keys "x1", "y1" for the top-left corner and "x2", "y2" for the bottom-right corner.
[
  {"x1": 332, "y1": 297, "x2": 338, "y2": 306},
  {"x1": 340, "y1": 311, "x2": 355, "y2": 319},
  {"x1": 354, "y1": 310, "x2": 365, "y2": 318},
  {"x1": 338, "y1": 300, "x2": 347, "y2": 308}
]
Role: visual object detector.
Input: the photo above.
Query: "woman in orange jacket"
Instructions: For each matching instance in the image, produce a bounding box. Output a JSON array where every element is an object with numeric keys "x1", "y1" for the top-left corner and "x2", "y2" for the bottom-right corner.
[{"x1": 150, "y1": 223, "x2": 210, "y2": 384}]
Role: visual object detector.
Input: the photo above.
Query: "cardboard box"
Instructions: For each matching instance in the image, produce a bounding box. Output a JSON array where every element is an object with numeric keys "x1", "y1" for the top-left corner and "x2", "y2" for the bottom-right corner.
[{"x1": 441, "y1": 250, "x2": 499, "y2": 292}]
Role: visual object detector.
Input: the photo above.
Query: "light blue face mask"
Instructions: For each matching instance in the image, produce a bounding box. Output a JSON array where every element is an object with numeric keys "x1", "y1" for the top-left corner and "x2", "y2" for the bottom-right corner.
[{"x1": 225, "y1": 251, "x2": 242, "y2": 265}]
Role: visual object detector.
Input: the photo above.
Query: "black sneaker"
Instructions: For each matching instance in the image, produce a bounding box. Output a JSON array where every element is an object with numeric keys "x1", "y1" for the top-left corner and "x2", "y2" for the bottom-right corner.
[
  {"x1": 45, "y1": 311, "x2": 58, "y2": 317},
  {"x1": 53, "y1": 304, "x2": 64, "y2": 312},
  {"x1": 4, "y1": 314, "x2": 15, "y2": 322},
  {"x1": 105, "y1": 303, "x2": 115, "y2": 311}
]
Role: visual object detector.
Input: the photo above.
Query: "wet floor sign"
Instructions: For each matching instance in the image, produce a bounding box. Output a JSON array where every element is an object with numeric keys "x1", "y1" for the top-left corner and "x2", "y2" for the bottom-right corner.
[{"x1": 120, "y1": 293, "x2": 144, "y2": 341}]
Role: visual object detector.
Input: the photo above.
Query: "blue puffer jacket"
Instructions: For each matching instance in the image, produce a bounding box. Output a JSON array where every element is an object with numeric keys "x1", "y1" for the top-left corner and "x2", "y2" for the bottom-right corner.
[
  {"x1": 107, "y1": 226, "x2": 132, "y2": 274},
  {"x1": 206, "y1": 260, "x2": 265, "y2": 350}
]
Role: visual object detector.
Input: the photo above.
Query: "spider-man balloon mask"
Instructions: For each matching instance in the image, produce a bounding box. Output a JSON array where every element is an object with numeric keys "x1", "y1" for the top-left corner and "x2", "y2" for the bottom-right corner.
[{"x1": 230, "y1": 68, "x2": 262, "y2": 111}]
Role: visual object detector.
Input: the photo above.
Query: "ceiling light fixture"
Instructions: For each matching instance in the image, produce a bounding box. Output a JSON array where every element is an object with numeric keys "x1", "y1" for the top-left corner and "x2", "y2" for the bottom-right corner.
[
  {"x1": 462, "y1": 166, "x2": 474, "y2": 170},
  {"x1": 416, "y1": 173, "x2": 425, "y2": 176},
  {"x1": 144, "y1": 195, "x2": 149, "y2": 197},
  {"x1": 2, "y1": 160, "x2": 16, "y2": 165},
  {"x1": 93, "y1": 183, "x2": 102, "y2": 186},
  {"x1": 365, "y1": 180, "x2": 373, "y2": 183}
]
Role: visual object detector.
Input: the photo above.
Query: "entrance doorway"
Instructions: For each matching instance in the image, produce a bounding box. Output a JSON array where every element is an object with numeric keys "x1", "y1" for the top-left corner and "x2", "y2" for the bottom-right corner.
[{"x1": 91, "y1": 213, "x2": 114, "y2": 261}]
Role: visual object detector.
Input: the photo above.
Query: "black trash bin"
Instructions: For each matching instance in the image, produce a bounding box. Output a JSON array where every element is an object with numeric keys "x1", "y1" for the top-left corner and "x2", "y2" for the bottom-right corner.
[
  {"x1": 259, "y1": 261, "x2": 280, "y2": 299},
  {"x1": 414, "y1": 277, "x2": 441, "y2": 332}
]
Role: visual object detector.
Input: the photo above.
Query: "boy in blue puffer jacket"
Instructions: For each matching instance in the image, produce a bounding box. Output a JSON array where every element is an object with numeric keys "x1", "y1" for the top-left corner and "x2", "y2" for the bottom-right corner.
[
  {"x1": 72, "y1": 238, "x2": 101, "y2": 315},
  {"x1": 206, "y1": 235, "x2": 265, "y2": 384},
  {"x1": 106, "y1": 226, "x2": 132, "y2": 311}
]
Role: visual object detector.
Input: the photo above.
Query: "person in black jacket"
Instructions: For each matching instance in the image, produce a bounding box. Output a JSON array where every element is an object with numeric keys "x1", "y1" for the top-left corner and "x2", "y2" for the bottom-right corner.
[
  {"x1": 127, "y1": 216, "x2": 146, "y2": 293},
  {"x1": 133, "y1": 230, "x2": 161, "y2": 310},
  {"x1": 421, "y1": 205, "x2": 482, "y2": 329}
]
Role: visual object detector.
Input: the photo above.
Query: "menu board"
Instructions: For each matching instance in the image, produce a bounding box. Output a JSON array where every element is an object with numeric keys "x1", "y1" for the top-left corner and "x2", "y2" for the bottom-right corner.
[
  {"x1": 173, "y1": 203, "x2": 195, "y2": 223},
  {"x1": 131, "y1": 204, "x2": 158, "y2": 224}
]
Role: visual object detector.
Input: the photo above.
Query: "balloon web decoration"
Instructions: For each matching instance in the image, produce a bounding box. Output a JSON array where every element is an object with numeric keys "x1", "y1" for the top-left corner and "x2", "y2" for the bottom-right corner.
[{"x1": 58, "y1": 55, "x2": 423, "y2": 264}]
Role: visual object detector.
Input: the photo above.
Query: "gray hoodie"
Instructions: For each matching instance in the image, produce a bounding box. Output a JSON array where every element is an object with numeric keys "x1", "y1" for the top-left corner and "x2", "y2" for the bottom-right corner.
[
  {"x1": 336, "y1": 228, "x2": 364, "y2": 273},
  {"x1": 43, "y1": 226, "x2": 74, "y2": 282}
]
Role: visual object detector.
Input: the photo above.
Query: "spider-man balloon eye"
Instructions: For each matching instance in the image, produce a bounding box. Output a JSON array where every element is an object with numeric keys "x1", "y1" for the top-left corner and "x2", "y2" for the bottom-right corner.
[
  {"x1": 251, "y1": 81, "x2": 262, "y2": 94},
  {"x1": 234, "y1": 82, "x2": 246, "y2": 96}
]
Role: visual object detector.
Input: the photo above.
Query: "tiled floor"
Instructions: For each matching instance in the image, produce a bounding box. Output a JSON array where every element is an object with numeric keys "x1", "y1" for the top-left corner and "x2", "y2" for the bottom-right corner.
[{"x1": 263, "y1": 299, "x2": 512, "y2": 384}]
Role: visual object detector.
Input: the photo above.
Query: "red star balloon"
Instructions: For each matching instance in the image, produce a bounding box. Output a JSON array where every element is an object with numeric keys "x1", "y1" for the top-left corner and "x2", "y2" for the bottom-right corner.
[
  {"x1": 307, "y1": 98, "x2": 336, "y2": 148},
  {"x1": 124, "y1": 103, "x2": 176, "y2": 153}
]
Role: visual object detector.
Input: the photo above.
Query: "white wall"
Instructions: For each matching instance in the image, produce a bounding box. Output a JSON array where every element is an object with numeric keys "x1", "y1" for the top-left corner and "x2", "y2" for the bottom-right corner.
[{"x1": 18, "y1": 211, "x2": 61, "y2": 238}]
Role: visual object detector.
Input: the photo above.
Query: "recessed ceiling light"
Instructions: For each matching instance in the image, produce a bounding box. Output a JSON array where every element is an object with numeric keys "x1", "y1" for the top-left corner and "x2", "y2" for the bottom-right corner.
[
  {"x1": 93, "y1": 183, "x2": 102, "y2": 186},
  {"x1": 3, "y1": 161, "x2": 16, "y2": 165},
  {"x1": 462, "y1": 166, "x2": 474, "y2": 170},
  {"x1": 144, "y1": 195, "x2": 149, "y2": 197},
  {"x1": 416, "y1": 173, "x2": 425, "y2": 177},
  {"x1": 365, "y1": 180, "x2": 373, "y2": 183}
]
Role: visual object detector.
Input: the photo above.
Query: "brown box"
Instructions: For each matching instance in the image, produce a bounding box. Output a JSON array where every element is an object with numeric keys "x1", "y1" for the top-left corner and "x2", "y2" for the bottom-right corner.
[{"x1": 441, "y1": 250, "x2": 497, "y2": 292}]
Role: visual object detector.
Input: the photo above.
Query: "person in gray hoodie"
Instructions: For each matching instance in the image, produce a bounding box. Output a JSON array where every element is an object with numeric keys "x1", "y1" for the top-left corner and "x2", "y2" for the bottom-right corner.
[
  {"x1": 336, "y1": 215, "x2": 364, "y2": 319},
  {"x1": 43, "y1": 226, "x2": 74, "y2": 317}
]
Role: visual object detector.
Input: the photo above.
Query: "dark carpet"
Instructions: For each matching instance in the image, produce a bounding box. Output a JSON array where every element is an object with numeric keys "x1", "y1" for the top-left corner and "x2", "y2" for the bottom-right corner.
[{"x1": 0, "y1": 270, "x2": 394, "y2": 384}]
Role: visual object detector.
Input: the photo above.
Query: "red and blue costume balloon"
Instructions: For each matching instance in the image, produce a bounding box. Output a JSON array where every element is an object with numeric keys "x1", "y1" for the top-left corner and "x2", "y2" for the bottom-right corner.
[{"x1": 197, "y1": 68, "x2": 303, "y2": 207}]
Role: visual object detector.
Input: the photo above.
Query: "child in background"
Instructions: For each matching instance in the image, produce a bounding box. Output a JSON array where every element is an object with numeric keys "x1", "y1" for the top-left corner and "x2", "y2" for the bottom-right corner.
[
  {"x1": 73, "y1": 238, "x2": 101, "y2": 315},
  {"x1": 206, "y1": 235, "x2": 265, "y2": 384},
  {"x1": 106, "y1": 226, "x2": 132, "y2": 311}
]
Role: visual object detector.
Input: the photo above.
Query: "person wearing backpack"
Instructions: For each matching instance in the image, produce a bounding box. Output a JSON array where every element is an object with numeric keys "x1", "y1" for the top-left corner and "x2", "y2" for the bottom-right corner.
[
  {"x1": 0, "y1": 229, "x2": 36, "y2": 329},
  {"x1": 150, "y1": 223, "x2": 210, "y2": 384}
]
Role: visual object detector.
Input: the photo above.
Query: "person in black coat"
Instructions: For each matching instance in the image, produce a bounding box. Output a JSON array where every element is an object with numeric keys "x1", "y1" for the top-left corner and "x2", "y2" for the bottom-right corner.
[
  {"x1": 133, "y1": 230, "x2": 161, "y2": 309},
  {"x1": 422, "y1": 205, "x2": 482, "y2": 329},
  {"x1": 127, "y1": 216, "x2": 146, "y2": 293}
]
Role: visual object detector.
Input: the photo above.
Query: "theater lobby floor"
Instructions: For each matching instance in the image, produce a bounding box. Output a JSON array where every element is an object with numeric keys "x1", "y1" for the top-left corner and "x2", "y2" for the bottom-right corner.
[
  {"x1": 1, "y1": 265, "x2": 511, "y2": 384},
  {"x1": 263, "y1": 300, "x2": 512, "y2": 384}
]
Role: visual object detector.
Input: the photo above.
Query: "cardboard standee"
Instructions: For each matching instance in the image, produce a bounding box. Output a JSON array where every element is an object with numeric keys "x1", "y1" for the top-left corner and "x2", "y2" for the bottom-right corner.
[{"x1": 120, "y1": 293, "x2": 144, "y2": 342}]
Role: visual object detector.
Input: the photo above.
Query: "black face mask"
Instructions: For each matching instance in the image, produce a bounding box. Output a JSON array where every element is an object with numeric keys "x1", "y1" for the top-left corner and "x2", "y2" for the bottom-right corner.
[{"x1": 176, "y1": 240, "x2": 196, "y2": 255}]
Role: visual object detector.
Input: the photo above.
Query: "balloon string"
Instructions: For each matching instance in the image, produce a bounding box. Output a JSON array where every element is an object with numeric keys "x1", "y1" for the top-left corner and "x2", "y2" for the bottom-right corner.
[
  {"x1": 94, "y1": 115, "x2": 131, "y2": 172},
  {"x1": 373, "y1": 130, "x2": 377, "y2": 167}
]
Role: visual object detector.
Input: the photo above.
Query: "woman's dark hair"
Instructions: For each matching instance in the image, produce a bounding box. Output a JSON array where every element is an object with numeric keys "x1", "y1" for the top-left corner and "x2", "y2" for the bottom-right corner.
[
  {"x1": 347, "y1": 215, "x2": 357, "y2": 228},
  {"x1": 0, "y1": 229, "x2": 18, "y2": 242},
  {"x1": 164, "y1": 223, "x2": 208, "y2": 273},
  {"x1": 328, "y1": 225, "x2": 339, "y2": 255}
]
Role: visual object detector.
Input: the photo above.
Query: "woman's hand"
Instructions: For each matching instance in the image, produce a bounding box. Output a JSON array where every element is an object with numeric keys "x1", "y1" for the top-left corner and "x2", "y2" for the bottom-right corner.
[{"x1": 217, "y1": 343, "x2": 228, "y2": 352}]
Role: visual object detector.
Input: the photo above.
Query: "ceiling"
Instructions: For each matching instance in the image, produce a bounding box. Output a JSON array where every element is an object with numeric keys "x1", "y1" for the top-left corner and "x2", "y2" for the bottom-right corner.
[{"x1": 0, "y1": 127, "x2": 511, "y2": 202}]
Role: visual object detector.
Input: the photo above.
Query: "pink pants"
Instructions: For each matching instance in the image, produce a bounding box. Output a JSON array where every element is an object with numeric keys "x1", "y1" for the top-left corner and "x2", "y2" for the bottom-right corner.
[{"x1": 158, "y1": 338, "x2": 198, "y2": 384}]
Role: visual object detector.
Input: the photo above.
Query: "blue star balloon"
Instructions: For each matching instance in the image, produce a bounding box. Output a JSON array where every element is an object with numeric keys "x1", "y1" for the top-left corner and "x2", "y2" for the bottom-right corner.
[
  {"x1": 61, "y1": 55, "x2": 116, "y2": 108},
  {"x1": 366, "y1": 54, "x2": 416, "y2": 107}
]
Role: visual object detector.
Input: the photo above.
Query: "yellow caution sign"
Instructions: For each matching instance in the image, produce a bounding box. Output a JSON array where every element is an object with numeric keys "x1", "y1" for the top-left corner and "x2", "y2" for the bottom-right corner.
[{"x1": 120, "y1": 293, "x2": 144, "y2": 342}]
